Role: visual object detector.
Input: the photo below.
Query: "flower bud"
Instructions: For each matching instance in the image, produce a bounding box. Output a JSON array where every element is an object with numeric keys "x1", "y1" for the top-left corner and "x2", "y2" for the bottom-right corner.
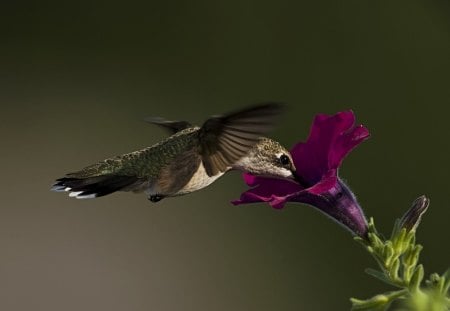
[{"x1": 399, "y1": 196, "x2": 430, "y2": 232}]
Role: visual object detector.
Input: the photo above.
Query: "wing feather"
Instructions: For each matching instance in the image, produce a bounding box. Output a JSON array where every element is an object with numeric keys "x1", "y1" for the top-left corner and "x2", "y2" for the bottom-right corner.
[
  {"x1": 198, "y1": 102, "x2": 284, "y2": 176},
  {"x1": 144, "y1": 117, "x2": 192, "y2": 135}
]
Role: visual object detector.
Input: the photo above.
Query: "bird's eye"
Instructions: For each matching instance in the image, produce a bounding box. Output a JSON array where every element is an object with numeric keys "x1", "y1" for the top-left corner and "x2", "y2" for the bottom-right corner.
[{"x1": 279, "y1": 154, "x2": 290, "y2": 166}]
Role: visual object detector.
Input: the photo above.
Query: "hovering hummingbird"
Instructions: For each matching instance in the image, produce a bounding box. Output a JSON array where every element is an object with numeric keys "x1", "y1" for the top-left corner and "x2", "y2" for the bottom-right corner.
[{"x1": 51, "y1": 103, "x2": 296, "y2": 202}]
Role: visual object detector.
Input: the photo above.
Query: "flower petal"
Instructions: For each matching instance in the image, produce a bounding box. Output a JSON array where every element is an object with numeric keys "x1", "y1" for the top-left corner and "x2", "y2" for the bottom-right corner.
[
  {"x1": 289, "y1": 179, "x2": 368, "y2": 236},
  {"x1": 291, "y1": 111, "x2": 368, "y2": 185},
  {"x1": 329, "y1": 124, "x2": 370, "y2": 169},
  {"x1": 232, "y1": 174, "x2": 303, "y2": 209}
]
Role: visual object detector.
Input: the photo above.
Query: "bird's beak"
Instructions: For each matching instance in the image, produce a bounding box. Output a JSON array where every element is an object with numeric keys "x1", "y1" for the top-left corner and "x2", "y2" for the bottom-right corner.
[
  {"x1": 290, "y1": 169, "x2": 297, "y2": 180},
  {"x1": 290, "y1": 165, "x2": 298, "y2": 180},
  {"x1": 292, "y1": 170, "x2": 309, "y2": 187}
]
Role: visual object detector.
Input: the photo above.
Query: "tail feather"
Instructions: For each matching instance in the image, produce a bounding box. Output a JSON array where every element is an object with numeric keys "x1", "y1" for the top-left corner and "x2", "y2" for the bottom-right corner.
[{"x1": 51, "y1": 175, "x2": 140, "y2": 199}]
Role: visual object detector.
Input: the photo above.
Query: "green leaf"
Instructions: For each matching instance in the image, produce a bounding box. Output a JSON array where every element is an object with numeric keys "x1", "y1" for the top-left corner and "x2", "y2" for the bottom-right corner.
[
  {"x1": 403, "y1": 231, "x2": 415, "y2": 248},
  {"x1": 383, "y1": 242, "x2": 395, "y2": 266},
  {"x1": 403, "y1": 244, "x2": 422, "y2": 268},
  {"x1": 351, "y1": 290, "x2": 407, "y2": 310},
  {"x1": 389, "y1": 258, "x2": 401, "y2": 283},
  {"x1": 409, "y1": 264, "x2": 424, "y2": 293},
  {"x1": 365, "y1": 268, "x2": 399, "y2": 287},
  {"x1": 354, "y1": 236, "x2": 368, "y2": 246},
  {"x1": 442, "y1": 269, "x2": 450, "y2": 294},
  {"x1": 410, "y1": 244, "x2": 423, "y2": 267},
  {"x1": 368, "y1": 217, "x2": 377, "y2": 234},
  {"x1": 351, "y1": 295, "x2": 389, "y2": 310},
  {"x1": 390, "y1": 218, "x2": 401, "y2": 240},
  {"x1": 368, "y1": 232, "x2": 384, "y2": 249},
  {"x1": 393, "y1": 228, "x2": 407, "y2": 254},
  {"x1": 404, "y1": 264, "x2": 415, "y2": 284},
  {"x1": 426, "y1": 272, "x2": 450, "y2": 294}
]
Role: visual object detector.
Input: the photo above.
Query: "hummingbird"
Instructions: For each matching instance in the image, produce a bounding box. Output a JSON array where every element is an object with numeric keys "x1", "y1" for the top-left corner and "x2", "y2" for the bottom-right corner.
[{"x1": 51, "y1": 103, "x2": 296, "y2": 202}]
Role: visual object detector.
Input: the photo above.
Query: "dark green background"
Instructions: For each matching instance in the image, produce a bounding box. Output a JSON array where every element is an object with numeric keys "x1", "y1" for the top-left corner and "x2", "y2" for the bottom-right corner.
[{"x1": 1, "y1": 1, "x2": 449, "y2": 310}]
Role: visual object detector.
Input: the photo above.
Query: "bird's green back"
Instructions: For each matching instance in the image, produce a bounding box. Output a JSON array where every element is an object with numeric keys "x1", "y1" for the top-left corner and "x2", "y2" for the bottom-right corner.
[{"x1": 66, "y1": 127, "x2": 200, "y2": 179}]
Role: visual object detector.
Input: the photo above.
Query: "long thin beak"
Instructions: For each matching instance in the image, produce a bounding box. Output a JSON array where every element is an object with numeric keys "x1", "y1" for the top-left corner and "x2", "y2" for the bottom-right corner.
[{"x1": 293, "y1": 171, "x2": 309, "y2": 188}]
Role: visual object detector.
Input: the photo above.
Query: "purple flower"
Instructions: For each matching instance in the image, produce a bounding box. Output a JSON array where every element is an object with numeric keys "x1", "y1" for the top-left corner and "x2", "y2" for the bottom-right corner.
[{"x1": 232, "y1": 111, "x2": 370, "y2": 237}]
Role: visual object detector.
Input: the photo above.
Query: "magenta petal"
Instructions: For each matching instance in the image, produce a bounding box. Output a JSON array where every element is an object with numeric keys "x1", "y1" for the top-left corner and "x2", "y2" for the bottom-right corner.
[
  {"x1": 305, "y1": 170, "x2": 337, "y2": 195},
  {"x1": 291, "y1": 110, "x2": 368, "y2": 184},
  {"x1": 243, "y1": 173, "x2": 259, "y2": 186},
  {"x1": 308, "y1": 111, "x2": 355, "y2": 144},
  {"x1": 232, "y1": 176, "x2": 303, "y2": 209},
  {"x1": 329, "y1": 124, "x2": 370, "y2": 169}
]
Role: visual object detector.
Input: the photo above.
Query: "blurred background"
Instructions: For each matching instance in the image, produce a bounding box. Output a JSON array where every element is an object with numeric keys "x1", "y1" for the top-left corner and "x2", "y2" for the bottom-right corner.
[{"x1": 1, "y1": 1, "x2": 449, "y2": 310}]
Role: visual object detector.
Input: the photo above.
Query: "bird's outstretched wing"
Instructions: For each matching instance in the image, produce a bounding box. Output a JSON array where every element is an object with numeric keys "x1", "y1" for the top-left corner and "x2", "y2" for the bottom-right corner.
[
  {"x1": 144, "y1": 117, "x2": 193, "y2": 135},
  {"x1": 198, "y1": 102, "x2": 284, "y2": 176}
]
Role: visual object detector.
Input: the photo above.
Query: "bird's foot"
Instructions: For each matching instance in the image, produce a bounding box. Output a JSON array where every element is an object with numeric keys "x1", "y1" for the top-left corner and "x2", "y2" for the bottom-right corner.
[{"x1": 149, "y1": 194, "x2": 164, "y2": 203}]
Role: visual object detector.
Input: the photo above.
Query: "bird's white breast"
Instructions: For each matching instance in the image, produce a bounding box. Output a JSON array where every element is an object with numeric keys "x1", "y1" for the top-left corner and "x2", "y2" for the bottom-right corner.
[{"x1": 177, "y1": 162, "x2": 224, "y2": 195}]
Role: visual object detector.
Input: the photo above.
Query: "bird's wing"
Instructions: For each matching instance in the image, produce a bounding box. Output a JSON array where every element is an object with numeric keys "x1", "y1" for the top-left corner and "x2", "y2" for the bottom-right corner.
[
  {"x1": 198, "y1": 102, "x2": 284, "y2": 176},
  {"x1": 155, "y1": 148, "x2": 202, "y2": 195},
  {"x1": 144, "y1": 117, "x2": 193, "y2": 135}
]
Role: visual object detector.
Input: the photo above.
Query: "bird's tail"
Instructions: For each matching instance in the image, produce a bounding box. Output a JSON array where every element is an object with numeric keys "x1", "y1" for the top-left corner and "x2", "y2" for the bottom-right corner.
[{"x1": 51, "y1": 174, "x2": 139, "y2": 199}]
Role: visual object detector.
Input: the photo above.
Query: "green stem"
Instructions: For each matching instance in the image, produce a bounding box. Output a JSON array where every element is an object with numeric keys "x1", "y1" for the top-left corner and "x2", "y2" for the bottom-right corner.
[{"x1": 351, "y1": 218, "x2": 449, "y2": 310}]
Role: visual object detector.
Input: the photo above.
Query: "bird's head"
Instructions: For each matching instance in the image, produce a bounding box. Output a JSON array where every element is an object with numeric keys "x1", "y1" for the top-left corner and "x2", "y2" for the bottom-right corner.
[{"x1": 233, "y1": 138, "x2": 296, "y2": 180}]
